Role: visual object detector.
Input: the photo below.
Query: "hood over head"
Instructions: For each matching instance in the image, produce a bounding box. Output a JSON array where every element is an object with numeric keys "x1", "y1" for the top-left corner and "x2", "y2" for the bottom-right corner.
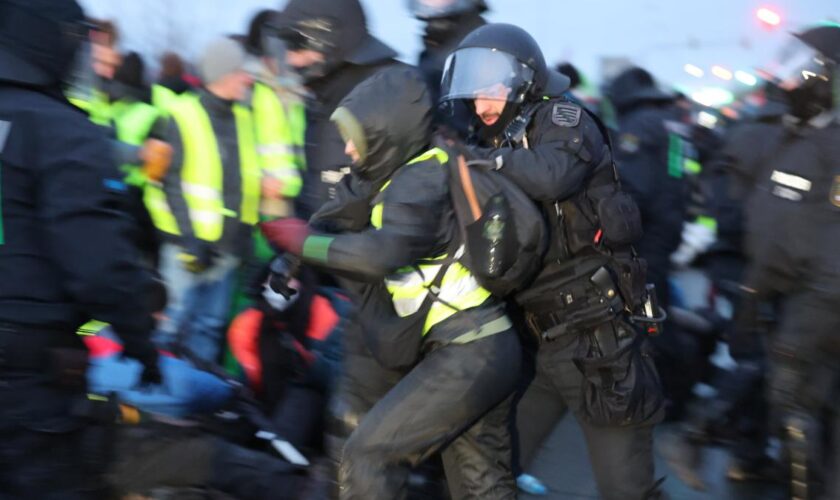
[
  {"x1": 331, "y1": 67, "x2": 433, "y2": 185},
  {"x1": 273, "y1": 0, "x2": 396, "y2": 75},
  {"x1": 0, "y1": 0, "x2": 86, "y2": 87}
]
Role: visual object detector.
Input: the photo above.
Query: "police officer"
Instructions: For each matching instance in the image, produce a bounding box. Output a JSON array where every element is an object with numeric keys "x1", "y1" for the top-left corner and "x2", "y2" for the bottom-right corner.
[
  {"x1": 605, "y1": 66, "x2": 691, "y2": 418},
  {"x1": 659, "y1": 85, "x2": 789, "y2": 490},
  {"x1": 262, "y1": 66, "x2": 521, "y2": 499},
  {"x1": 268, "y1": 0, "x2": 405, "y2": 219},
  {"x1": 440, "y1": 24, "x2": 665, "y2": 499},
  {"x1": 0, "y1": 0, "x2": 161, "y2": 497},
  {"x1": 740, "y1": 23, "x2": 840, "y2": 499}
]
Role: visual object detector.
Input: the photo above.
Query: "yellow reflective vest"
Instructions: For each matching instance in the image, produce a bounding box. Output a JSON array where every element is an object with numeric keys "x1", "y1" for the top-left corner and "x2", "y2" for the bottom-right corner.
[
  {"x1": 371, "y1": 147, "x2": 492, "y2": 334},
  {"x1": 251, "y1": 82, "x2": 306, "y2": 198},
  {"x1": 145, "y1": 93, "x2": 261, "y2": 242}
]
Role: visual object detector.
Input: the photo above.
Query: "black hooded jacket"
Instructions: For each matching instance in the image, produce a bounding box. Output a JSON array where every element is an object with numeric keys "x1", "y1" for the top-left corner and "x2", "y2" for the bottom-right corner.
[
  {"x1": 0, "y1": 0, "x2": 157, "y2": 353},
  {"x1": 304, "y1": 67, "x2": 447, "y2": 278},
  {"x1": 277, "y1": 0, "x2": 404, "y2": 219}
]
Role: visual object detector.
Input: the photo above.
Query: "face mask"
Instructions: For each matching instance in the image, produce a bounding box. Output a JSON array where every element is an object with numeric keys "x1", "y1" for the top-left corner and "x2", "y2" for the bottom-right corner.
[{"x1": 263, "y1": 282, "x2": 300, "y2": 312}]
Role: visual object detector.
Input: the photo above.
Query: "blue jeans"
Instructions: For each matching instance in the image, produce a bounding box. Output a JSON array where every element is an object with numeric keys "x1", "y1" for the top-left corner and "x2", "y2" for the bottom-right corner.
[{"x1": 154, "y1": 242, "x2": 240, "y2": 364}]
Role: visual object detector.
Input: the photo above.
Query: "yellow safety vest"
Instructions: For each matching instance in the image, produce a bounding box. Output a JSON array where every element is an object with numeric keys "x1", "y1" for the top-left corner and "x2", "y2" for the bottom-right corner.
[
  {"x1": 372, "y1": 147, "x2": 492, "y2": 334},
  {"x1": 152, "y1": 84, "x2": 179, "y2": 116},
  {"x1": 252, "y1": 82, "x2": 306, "y2": 198},
  {"x1": 68, "y1": 89, "x2": 111, "y2": 126},
  {"x1": 144, "y1": 93, "x2": 261, "y2": 242},
  {"x1": 111, "y1": 99, "x2": 162, "y2": 187}
]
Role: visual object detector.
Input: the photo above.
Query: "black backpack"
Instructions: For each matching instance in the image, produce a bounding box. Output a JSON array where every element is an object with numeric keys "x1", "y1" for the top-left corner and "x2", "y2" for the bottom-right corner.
[{"x1": 445, "y1": 150, "x2": 548, "y2": 297}]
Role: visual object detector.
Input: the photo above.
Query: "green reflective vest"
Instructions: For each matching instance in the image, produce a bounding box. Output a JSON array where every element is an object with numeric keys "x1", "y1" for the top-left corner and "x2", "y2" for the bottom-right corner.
[
  {"x1": 252, "y1": 82, "x2": 306, "y2": 198},
  {"x1": 152, "y1": 84, "x2": 179, "y2": 115},
  {"x1": 371, "y1": 147, "x2": 492, "y2": 334},
  {"x1": 111, "y1": 100, "x2": 162, "y2": 187},
  {"x1": 144, "y1": 94, "x2": 261, "y2": 242},
  {"x1": 68, "y1": 89, "x2": 112, "y2": 126}
]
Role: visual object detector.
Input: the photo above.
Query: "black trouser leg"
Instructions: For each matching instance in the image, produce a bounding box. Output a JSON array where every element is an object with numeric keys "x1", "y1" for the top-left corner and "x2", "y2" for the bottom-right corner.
[
  {"x1": 340, "y1": 330, "x2": 521, "y2": 500},
  {"x1": 513, "y1": 358, "x2": 569, "y2": 470},
  {"x1": 528, "y1": 331, "x2": 660, "y2": 500},
  {"x1": 442, "y1": 394, "x2": 517, "y2": 499}
]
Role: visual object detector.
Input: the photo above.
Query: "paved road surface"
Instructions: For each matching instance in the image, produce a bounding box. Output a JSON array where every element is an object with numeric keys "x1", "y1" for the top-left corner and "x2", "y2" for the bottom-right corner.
[{"x1": 521, "y1": 417, "x2": 786, "y2": 500}]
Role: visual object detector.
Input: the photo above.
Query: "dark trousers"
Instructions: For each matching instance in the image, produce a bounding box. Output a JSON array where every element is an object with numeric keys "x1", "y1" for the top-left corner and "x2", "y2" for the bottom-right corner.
[
  {"x1": 340, "y1": 329, "x2": 521, "y2": 500},
  {"x1": 515, "y1": 328, "x2": 659, "y2": 500},
  {"x1": 0, "y1": 329, "x2": 103, "y2": 499}
]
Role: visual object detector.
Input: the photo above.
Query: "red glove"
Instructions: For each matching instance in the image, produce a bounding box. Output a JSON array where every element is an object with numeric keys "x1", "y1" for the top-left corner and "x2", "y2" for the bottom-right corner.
[{"x1": 261, "y1": 218, "x2": 311, "y2": 255}]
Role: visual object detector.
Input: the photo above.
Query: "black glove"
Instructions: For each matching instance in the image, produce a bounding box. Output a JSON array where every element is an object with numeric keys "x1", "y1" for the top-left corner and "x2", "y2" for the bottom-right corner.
[
  {"x1": 122, "y1": 338, "x2": 163, "y2": 387},
  {"x1": 178, "y1": 238, "x2": 216, "y2": 273}
]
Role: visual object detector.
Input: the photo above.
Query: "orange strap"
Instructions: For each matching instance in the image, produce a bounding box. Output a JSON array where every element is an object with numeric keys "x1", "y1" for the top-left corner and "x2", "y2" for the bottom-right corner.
[{"x1": 458, "y1": 155, "x2": 482, "y2": 221}]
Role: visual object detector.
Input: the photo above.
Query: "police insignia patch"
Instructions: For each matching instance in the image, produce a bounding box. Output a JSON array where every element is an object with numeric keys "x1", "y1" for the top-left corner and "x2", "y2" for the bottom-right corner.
[
  {"x1": 619, "y1": 133, "x2": 640, "y2": 154},
  {"x1": 830, "y1": 176, "x2": 840, "y2": 208},
  {"x1": 552, "y1": 103, "x2": 581, "y2": 127}
]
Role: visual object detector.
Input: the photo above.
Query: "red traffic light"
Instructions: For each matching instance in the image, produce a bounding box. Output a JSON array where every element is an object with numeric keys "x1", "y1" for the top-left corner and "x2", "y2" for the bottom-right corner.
[{"x1": 756, "y1": 7, "x2": 782, "y2": 27}]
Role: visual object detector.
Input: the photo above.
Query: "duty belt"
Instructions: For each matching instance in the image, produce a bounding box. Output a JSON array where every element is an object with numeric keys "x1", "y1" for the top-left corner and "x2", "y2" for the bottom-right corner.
[{"x1": 524, "y1": 267, "x2": 625, "y2": 342}]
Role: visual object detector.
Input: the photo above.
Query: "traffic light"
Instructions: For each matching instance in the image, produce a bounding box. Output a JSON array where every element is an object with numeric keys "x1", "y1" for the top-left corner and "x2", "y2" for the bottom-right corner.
[{"x1": 756, "y1": 7, "x2": 782, "y2": 28}]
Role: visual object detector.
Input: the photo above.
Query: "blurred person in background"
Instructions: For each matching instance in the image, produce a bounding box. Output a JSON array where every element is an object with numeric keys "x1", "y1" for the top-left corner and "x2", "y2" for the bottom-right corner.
[
  {"x1": 153, "y1": 51, "x2": 194, "y2": 111},
  {"x1": 410, "y1": 0, "x2": 487, "y2": 105},
  {"x1": 440, "y1": 24, "x2": 665, "y2": 500},
  {"x1": 737, "y1": 22, "x2": 840, "y2": 499},
  {"x1": 147, "y1": 37, "x2": 260, "y2": 364},
  {"x1": 106, "y1": 51, "x2": 168, "y2": 264},
  {"x1": 659, "y1": 83, "x2": 789, "y2": 490},
  {"x1": 246, "y1": 9, "x2": 306, "y2": 219},
  {"x1": 268, "y1": 0, "x2": 404, "y2": 220},
  {"x1": 228, "y1": 257, "x2": 348, "y2": 452},
  {"x1": 605, "y1": 66, "x2": 691, "y2": 420},
  {"x1": 0, "y1": 0, "x2": 162, "y2": 496}
]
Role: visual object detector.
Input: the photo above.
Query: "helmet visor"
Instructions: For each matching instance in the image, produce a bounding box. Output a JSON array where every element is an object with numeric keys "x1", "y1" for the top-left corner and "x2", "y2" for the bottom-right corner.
[
  {"x1": 408, "y1": 0, "x2": 475, "y2": 19},
  {"x1": 440, "y1": 47, "x2": 535, "y2": 103},
  {"x1": 763, "y1": 36, "x2": 832, "y2": 92}
]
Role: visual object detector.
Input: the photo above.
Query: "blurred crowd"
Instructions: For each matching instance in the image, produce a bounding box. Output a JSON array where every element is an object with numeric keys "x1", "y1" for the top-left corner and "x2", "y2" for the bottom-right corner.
[{"x1": 2, "y1": 0, "x2": 840, "y2": 499}]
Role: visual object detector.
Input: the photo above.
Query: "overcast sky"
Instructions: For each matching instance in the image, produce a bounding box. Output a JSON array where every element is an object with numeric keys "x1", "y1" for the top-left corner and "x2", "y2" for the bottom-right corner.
[{"x1": 79, "y1": 0, "x2": 840, "y2": 96}]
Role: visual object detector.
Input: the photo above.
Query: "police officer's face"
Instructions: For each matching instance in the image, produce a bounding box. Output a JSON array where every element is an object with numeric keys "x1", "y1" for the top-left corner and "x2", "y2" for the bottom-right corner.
[{"x1": 473, "y1": 83, "x2": 511, "y2": 126}]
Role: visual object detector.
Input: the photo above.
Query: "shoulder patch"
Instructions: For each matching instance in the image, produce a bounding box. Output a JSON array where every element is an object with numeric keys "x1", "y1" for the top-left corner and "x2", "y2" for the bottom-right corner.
[
  {"x1": 831, "y1": 176, "x2": 840, "y2": 208},
  {"x1": 552, "y1": 103, "x2": 581, "y2": 127},
  {"x1": 618, "y1": 133, "x2": 640, "y2": 154}
]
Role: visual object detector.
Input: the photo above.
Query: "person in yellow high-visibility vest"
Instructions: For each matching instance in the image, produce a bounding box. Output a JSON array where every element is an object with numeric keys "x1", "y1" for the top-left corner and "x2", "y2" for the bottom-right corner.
[
  {"x1": 146, "y1": 38, "x2": 261, "y2": 364},
  {"x1": 262, "y1": 67, "x2": 521, "y2": 500}
]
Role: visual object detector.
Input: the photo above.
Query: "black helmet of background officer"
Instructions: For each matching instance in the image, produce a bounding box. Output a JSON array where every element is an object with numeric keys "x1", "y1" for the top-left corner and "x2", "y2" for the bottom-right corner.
[
  {"x1": 767, "y1": 22, "x2": 840, "y2": 121},
  {"x1": 0, "y1": 0, "x2": 88, "y2": 89},
  {"x1": 604, "y1": 66, "x2": 674, "y2": 115},
  {"x1": 268, "y1": 0, "x2": 397, "y2": 84},
  {"x1": 439, "y1": 23, "x2": 570, "y2": 137},
  {"x1": 408, "y1": 0, "x2": 488, "y2": 48}
]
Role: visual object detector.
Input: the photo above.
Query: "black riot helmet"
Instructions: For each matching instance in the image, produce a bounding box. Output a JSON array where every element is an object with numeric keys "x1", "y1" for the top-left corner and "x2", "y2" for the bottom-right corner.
[
  {"x1": 408, "y1": 0, "x2": 488, "y2": 20},
  {"x1": 0, "y1": 0, "x2": 89, "y2": 88},
  {"x1": 440, "y1": 23, "x2": 569, "y2": 109},
  {"x1": 267, "y1": 0, "x2": 397, "y2": 83},
  {"x1": 764, "y1": 22, "x2": 840, "y2": 120}
]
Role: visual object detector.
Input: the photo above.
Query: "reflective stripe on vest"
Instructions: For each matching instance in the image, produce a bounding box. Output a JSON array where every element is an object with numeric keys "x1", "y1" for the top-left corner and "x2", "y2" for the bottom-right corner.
[
  {"x1": 144, "y1": 94, "x2": 261, "y2": 241},
  {"x1": 252, "y1": 82, "x2": 306, "y2": 198},
  {"x1": 371, "y1": 147, "x2": 491, "y2": 334}
]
